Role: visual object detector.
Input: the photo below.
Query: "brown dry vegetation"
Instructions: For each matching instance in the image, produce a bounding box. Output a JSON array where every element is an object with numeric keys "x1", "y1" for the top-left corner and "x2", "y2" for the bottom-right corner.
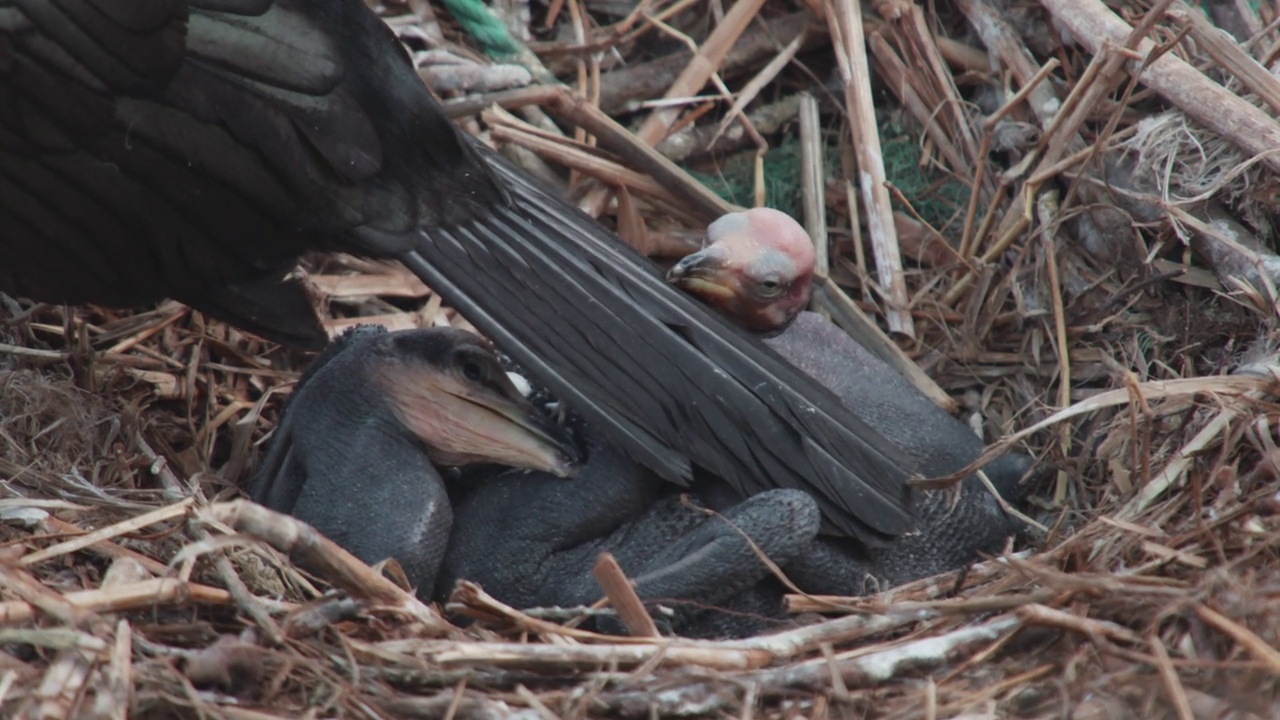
[{"x1": 3, "y1": 0, "x2": 1280, "y2": 717}]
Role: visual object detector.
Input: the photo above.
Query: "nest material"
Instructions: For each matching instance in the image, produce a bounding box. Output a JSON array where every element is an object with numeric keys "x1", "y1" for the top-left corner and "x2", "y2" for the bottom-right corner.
[{"x1": 3, "y1": 0, "x2": 1280, "y2": 717}]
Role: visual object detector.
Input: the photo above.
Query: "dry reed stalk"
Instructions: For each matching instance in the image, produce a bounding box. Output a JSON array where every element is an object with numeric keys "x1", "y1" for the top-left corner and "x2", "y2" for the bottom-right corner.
[
  {"x1": 543, "y1": 90, "x2": 735, "y2": 219},
  {"x1": 826, "y1": 0, "x2": 913, "y2": 337},
  {"x1": 708, "y1": 33, "x2": 803, "y2": 144},
  {"x1": 916, "y1": 363, "x2": 1277, "y2": 491},
  {"x1": 0, "y1": 578, "x2": 254, "y2": 626},
  {"x1": 865, "y1": 32, "x2": 970, "y2": 179},
  {"x1": 798, "y1": 93, "x2": 828, "y2": 278},
  {"x1": 594, "y1": 11, "x2": 823, "y2": 116},
  {"x1": 1036, "y1": 193, "x2": 1075, "y2": 503},
  {"x1": 483, "y1": 106, "x2": 692, "y2": 213},
  {"x1": 88, "y1": 620, "x2": 132, "y2": 720},
  {"x1": 209, "y1": 501, "x2": 448, "y2": 633},
  {"x1": 578, "y1": 0, "x2": 767, "y2": 217},
  {"x1": 632, "y1": 0, "x2": 767, "y2": 147},
  {"x1": 1043, "y1": 0, "x2": 1280, "y2": 175},
  {"x1": 873, "y1": 4, "x2": 980, "y2": 176}
]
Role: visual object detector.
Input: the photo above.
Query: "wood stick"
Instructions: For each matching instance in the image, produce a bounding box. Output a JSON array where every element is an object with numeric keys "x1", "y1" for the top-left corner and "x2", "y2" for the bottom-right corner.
[
  {"x1": 448, "y1": 581, "x2": 631, "y2": 642},
  {"x1": 0, "y1": 563, "x2": 98, "y2": 628},
  {"x1": 543, "y1": 91, "x2": 737, "y2": 220},
  {"x1": 409, "y1": 638, "x2": 772, "y2": 671},
  {"x1": 208, "y1": 501, "x2": 448, "y2": 633},
  {"x1": 1016, "y1": 603, "x2": 1140, "y2": 644},
  {"x1": 588, "y1": 616, "x2": 1024, "y2": 715},
  {"x1": 798, "y1": 94, "x2": 828, "y2": 277},
  {"x1": 578, "y1": 0, "x2": 769, "y2": 217},
  {"x1": 828, "y1": 0, "x2": 913, "y2": 337},
  {"x1": 1194, "y1": 604, "x2": 1280, "y2": 676},
  {"x1": 633, "y1": 0, "x2": 768, "y2": 148},
  {"x1": 1041, "y1": 0, "x2": 1280, "y2": 176},
  {"x1": 20, "y1": 499, "x2": 194, "y2": 567},
  {"x1": 0, "y1": 578, "x2": 266, "y2": 626},
  {"x1": 591, "y1": 553, "x2": 659, "y2": 638},
  {"x1": 1171, "y1": 1, "x2": 1280, "y2": 117},
  {"x1": 595, "y1": 11, "x2": 824, "y2": 115}
]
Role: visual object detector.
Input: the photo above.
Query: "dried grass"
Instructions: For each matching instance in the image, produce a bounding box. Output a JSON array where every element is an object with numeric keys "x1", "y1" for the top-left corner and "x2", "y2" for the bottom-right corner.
[{"x1": 3, "y1": 0, "x2": 1280, "y2": 717}]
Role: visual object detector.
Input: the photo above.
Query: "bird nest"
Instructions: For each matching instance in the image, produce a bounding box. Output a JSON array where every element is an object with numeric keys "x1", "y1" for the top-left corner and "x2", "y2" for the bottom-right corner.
[{"x1": 3, "y1": 0, "x2": 1280, "y2": 717}]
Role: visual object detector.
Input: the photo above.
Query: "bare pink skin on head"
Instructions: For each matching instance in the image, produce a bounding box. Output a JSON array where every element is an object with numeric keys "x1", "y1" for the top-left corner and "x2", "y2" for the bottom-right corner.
[{"x1": 667, "y1": 208, "x2": 815, "y2": 333}]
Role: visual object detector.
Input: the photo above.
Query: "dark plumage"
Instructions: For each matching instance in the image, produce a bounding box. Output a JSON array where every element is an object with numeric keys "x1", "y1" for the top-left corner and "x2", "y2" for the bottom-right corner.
[
  {"x1": 439, "y1": 312, "x2": 1032, "y2": 636},
  {"x1": 758, "y1": 312, "x2": 1032, "y2": 594},
  {"x1": 250, "y1": 324, "x2": 579, "y2": 592},
  {"x1": 670, "y1": 208, "x2": 1037, "y2": 594},
  {"x1": 0, "y1": 0, "x2": 918, "y2": 543},
  {"x1": 440, "y1": 210, "x2": 1037, "y2": 638},
  {"x1": 439, "y1": 423, "x2": 821, "y2": 637}
]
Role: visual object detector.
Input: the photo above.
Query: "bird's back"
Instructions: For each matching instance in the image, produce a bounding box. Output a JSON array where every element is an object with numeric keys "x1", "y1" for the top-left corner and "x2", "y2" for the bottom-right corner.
[
  {"x1": 0, "y1": 0, "x2": 497, "y2": 340},
  {"x1": 1, "y1": 0, "x2": 925, "y2": 542}
]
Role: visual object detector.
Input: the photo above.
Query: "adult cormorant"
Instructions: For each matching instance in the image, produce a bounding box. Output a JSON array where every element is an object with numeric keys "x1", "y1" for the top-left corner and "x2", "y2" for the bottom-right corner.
[
  {"x1": 0, "y1": 0, "x2": 913, "y2": 543},
  {"x1": 249, "y1": 324, "x2": 580, "y2": 592},
  {"x1": 440, "y1": 209, "x2": 1037, "y2": 636}
]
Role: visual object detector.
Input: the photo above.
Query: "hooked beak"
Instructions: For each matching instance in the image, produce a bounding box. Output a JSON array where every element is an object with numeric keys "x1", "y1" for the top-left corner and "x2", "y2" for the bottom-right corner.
[
  {"x1": 667, "y1": 245, "x2": 741, "y2": 305},
  {"x1": 385, "y1": 368, "x2": 581, "y2": 478},
  {"x1": 461, "y1": 380, "x2": 582, "y2": 477}
]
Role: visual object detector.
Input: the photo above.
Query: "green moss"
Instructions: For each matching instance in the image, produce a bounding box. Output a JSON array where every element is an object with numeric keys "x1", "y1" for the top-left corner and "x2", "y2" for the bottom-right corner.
[
  {"x1": 687, "y1": 138, "x2": 813, "y2": 219},
  {"x1": 879, "y1": 119, "x2": 970, "y2": 235}
]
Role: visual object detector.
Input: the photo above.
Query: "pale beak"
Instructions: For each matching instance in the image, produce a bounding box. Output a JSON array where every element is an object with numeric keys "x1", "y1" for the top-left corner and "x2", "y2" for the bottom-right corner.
[{"x1": 385, "y1": 367, "x2": 582, "y2": 478}]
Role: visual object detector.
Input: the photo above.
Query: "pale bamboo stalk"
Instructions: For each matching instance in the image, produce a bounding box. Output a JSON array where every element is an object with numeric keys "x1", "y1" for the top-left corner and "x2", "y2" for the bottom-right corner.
[
  {"x1": 0, "y1": 578, "x2": 266, "y2": 626},
  {"x1": 20, "y1": 499, "x2": 194, "y2": 568},
  {"x1": 798, "y1": 94, "x2": 828, "y2": 277},
  {"x1": 828, "y1": 0, "x2": 914, "y2": 337}
]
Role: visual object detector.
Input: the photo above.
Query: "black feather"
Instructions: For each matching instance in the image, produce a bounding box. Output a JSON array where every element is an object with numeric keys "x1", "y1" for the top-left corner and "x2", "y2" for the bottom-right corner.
[{"x1": 0, "y1": 0, "x2": 916, "y2": 540}]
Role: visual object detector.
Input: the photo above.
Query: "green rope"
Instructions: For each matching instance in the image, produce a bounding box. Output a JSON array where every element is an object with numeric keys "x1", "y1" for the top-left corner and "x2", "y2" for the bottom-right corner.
[{"x1": 439, "y1": 0, "x2": 520, "y2": 58}]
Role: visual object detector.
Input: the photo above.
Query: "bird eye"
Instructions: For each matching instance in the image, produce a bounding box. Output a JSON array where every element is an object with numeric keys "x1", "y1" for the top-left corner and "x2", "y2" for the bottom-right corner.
[
  {"x1": 460, "y1": 359, "x2": 484, "y2": 382},
  {"x1": 757, "y1": 278, "x2": 783, "y2": 297}
]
